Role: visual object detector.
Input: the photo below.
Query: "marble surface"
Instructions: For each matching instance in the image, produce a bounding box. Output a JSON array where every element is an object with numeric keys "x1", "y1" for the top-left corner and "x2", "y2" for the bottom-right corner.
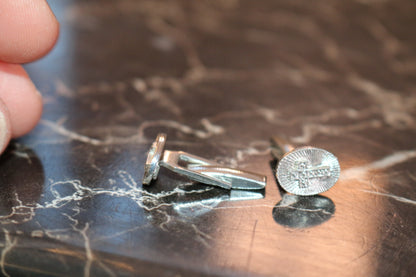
[{"x1": 1, "y1": 0, "x2": 415, "y2": 276}]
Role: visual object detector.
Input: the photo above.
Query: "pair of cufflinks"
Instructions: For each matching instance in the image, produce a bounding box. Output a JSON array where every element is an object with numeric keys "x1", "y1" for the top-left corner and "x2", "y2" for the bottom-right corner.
[{"x1": 142, "y1": 133, "x2": 340, "y2": 196}]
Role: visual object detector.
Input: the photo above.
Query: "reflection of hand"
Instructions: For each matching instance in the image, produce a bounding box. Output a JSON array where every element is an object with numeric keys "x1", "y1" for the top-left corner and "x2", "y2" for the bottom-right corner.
[{"x1": 0, "y1": 0, "x2": 59, "y2": 152}]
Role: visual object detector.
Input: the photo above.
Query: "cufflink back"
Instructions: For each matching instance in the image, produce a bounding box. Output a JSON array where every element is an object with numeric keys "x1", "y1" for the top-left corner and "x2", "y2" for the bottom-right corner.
[{"x1": 143, "y1": 133, "x2": 266, "y2": 190}]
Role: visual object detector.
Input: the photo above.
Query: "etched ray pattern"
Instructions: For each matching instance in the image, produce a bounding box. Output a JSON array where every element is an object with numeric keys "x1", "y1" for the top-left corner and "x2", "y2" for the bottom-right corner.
[{"x1": 277, "y1": 147, "x2": 341, "y2": 195}]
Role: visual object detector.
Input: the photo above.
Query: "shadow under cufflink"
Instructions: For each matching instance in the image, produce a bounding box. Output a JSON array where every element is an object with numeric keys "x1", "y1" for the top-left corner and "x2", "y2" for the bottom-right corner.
[
  {"x1": 270, "y1": 159, "x2": 335, "y2": 228},
  {"x1": 172, "y1": 183, "x2": 265, "y2": 217}
]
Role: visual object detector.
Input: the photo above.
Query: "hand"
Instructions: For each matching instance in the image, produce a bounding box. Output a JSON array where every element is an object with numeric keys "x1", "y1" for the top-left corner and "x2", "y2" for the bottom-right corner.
[{"x1": 0, "y1": 0, "x2": 59, "y2": 152}]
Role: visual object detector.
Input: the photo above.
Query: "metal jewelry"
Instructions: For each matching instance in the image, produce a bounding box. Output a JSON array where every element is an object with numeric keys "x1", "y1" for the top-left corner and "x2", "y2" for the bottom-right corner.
[
  {"x1": 143, "y1": 133, "x2": 266, "y2": 190},
  {"x1": 271, "y1": 137, "x2": 340, "y2": 196}
]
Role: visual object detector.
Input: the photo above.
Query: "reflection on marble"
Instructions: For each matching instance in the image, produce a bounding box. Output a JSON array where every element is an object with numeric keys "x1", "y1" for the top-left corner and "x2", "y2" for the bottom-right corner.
[
  {"x1": 145, "y1": 182, "x2": 264, "y2": 218},
  {"x1": 0, "y1": 0, "x2": 414, "y2": 276},
  {"x1": 272, "y1": 195, "x2": 335, "y2": 228}
]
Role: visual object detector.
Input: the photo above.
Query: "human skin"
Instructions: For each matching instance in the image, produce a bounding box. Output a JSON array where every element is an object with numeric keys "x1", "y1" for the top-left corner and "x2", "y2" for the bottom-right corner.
[{"x1": 0, "y1": 0, "x2": 59, "y2": 152}]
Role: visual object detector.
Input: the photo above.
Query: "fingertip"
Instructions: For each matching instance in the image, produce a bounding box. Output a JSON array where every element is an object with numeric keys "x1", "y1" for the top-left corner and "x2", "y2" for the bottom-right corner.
[
  {"x1": 0, "y1": 0, "x2": 60, "y2": 63},
  {"x1": 10, "y1": 88, "x2": 43, "y2": 138},
  {"x1": 0, "y1": 62, "x2": 43, "y2": 138}
]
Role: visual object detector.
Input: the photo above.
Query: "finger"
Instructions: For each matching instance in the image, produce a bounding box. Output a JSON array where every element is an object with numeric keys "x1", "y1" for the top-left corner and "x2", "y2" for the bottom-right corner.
[
  {"x1": 0, "y1": 62, "x2": 43, "y2": 138},
  {"x1": 0, "y1": 98, "x2": 11, "y2": 153},
  {"x1": 0, "y1": 0, "x2": 59, "y2": 63}
]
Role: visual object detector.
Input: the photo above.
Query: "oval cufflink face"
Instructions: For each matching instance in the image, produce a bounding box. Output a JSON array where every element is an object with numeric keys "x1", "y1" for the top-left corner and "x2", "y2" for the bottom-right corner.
[
  {"x1": 276, "y1": 147, "x2": 340, "y2": 196},
  {"x1": 142, "y1": 133, "x2": 166, "y2": 185}
]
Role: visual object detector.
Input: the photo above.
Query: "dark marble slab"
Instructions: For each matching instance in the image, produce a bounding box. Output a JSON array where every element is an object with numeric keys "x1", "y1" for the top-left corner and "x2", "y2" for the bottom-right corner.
[{"x1": 1, "y1": 0, "x2": 415, "y2": 276}]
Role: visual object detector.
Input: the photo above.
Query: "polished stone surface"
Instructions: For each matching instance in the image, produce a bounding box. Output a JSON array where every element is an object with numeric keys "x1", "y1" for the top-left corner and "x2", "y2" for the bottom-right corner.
[{"x1": 1, "y1": 0, "x2": 415, "y2": 276}]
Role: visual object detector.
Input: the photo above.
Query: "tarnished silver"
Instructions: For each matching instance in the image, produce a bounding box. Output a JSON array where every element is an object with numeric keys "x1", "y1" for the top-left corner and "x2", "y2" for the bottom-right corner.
[
  {"x1": 143, "y1": 133, "x2": 266, "y2": 190},
  {"x1": 271, "y1": 137, "x2": 340, "y2": 196}
]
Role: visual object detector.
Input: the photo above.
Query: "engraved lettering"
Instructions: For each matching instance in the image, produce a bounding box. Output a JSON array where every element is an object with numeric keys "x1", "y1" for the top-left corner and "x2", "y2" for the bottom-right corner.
[{"x1": 291, "y1": 161, "x2": 331, "y2": 188}]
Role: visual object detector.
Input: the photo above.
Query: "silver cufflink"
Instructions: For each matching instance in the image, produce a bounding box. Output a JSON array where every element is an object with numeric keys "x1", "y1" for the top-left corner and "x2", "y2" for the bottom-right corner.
[
  {"x1": 142, "y1": 133, "x2": 266, "y2": 190},
  {"x1": 270, "y1": 137, "x2": 340, "y2": 196}
]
